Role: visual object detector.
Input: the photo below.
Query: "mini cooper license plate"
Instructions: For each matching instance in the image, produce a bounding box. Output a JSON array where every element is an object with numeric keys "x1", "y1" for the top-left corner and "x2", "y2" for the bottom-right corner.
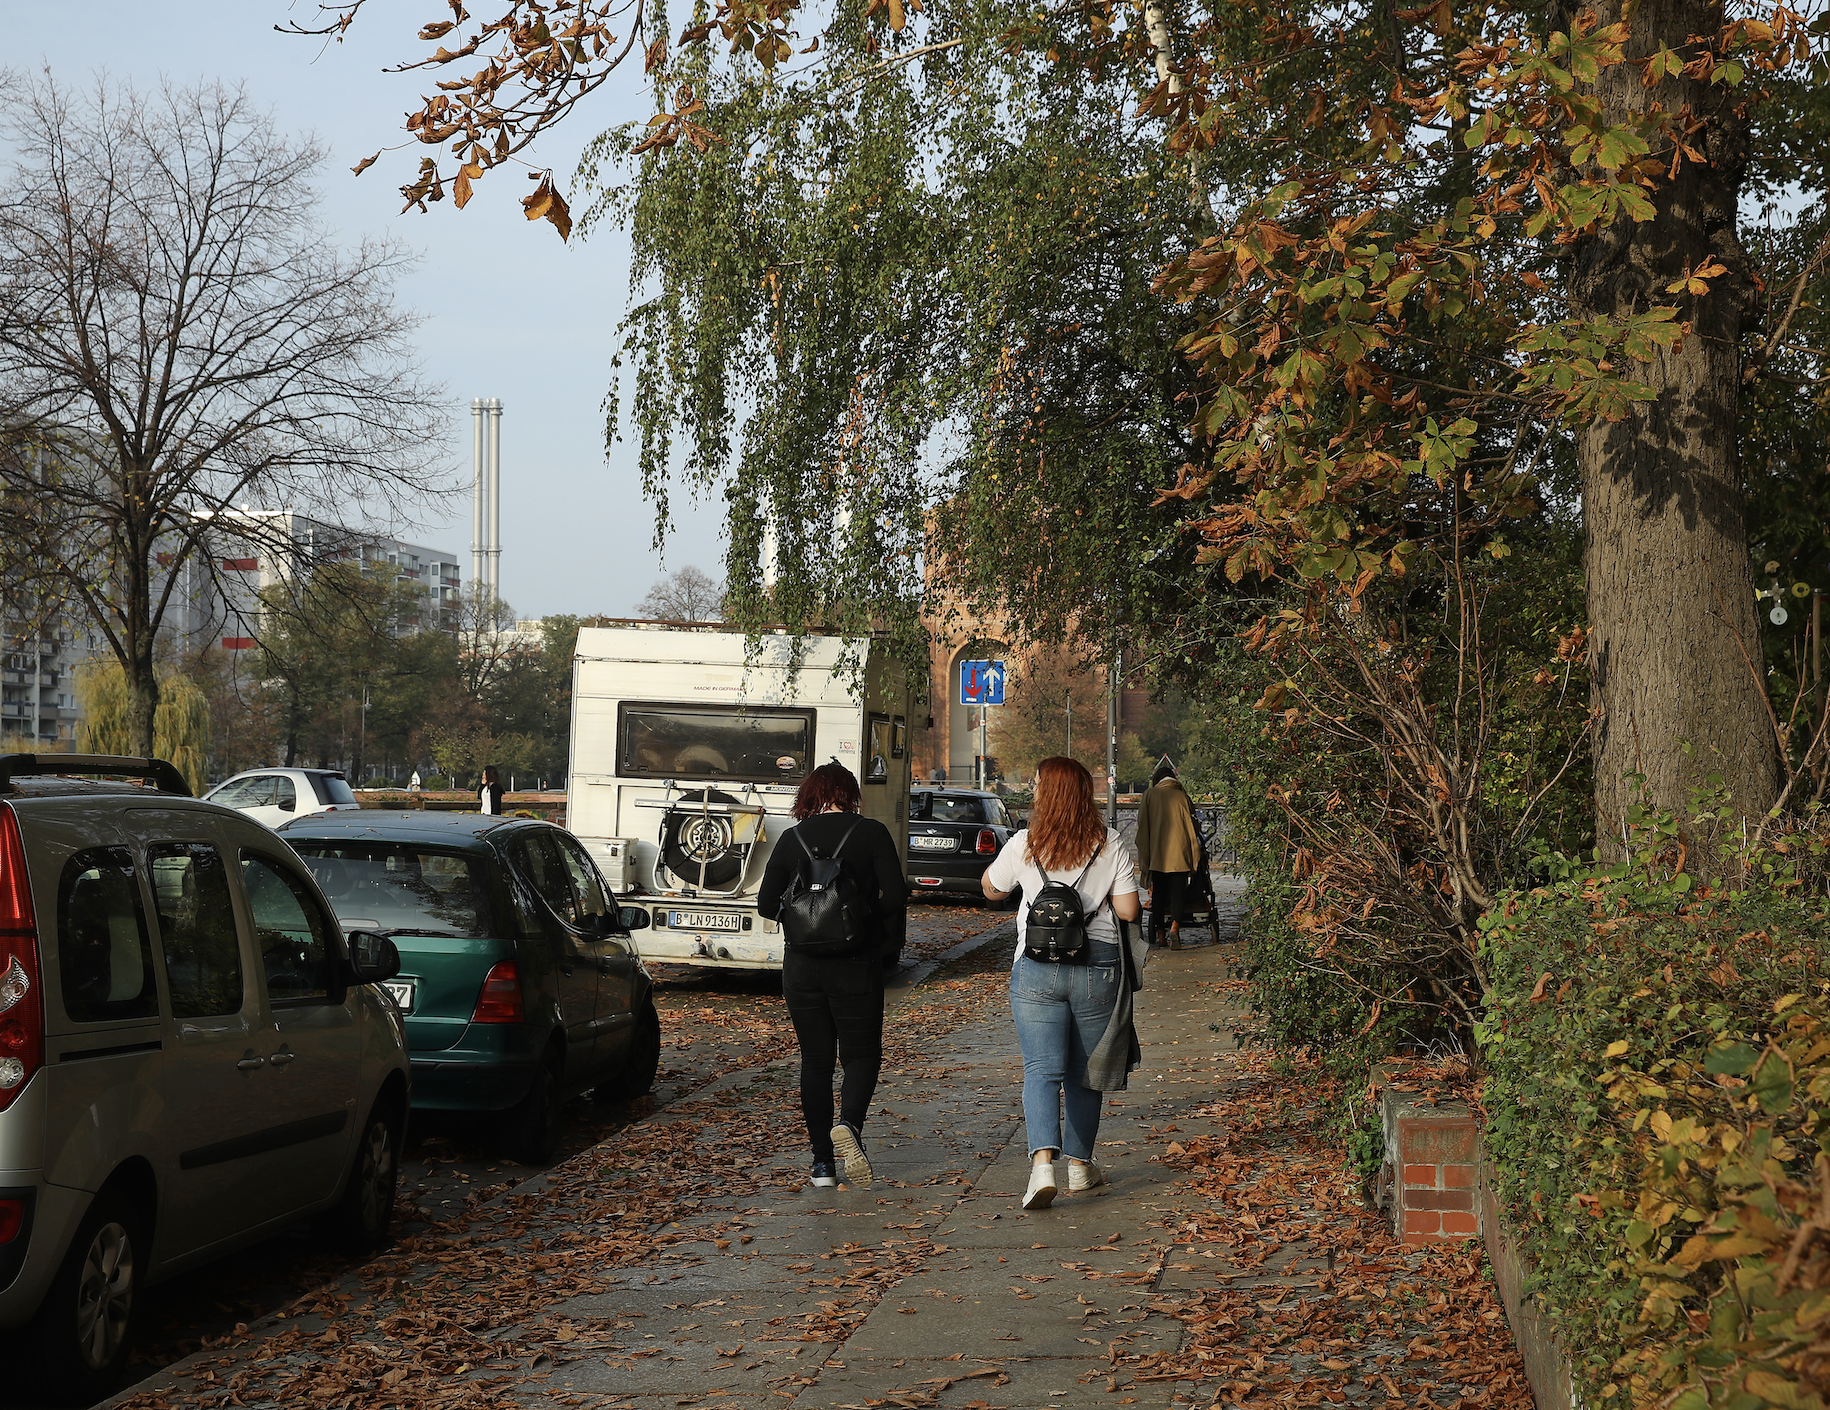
[
  {"x1": 381, "y1": 979, "x2": 416, "y2": 1013},
  {"x1": 669, "y1": 910, "x2": 742, "y2": 932},
  {"x1": 910, "y1": 835, "x2": 955, "y2": 850}
]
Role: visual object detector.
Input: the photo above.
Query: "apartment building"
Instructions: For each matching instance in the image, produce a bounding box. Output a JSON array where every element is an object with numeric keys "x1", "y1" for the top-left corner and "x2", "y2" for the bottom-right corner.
[
  {"x1": 202, "y1": 510, "x2": 463, "y2": 652},
  {"x1": 0, "y1": 603, "x2": 100, "y2": 749},
  {"x1": 0, "y1": 512, "x2": 462, "y2": 750}
]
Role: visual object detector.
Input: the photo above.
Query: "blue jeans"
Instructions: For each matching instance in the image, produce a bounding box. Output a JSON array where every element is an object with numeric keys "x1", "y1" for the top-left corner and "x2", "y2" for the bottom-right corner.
[{"x1": 1009, "y1": 943, "x2": 1122, "y2": 1161}]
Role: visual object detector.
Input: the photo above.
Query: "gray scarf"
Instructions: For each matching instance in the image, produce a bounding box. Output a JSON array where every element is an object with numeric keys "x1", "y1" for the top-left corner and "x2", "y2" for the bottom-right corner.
[{"x1": 1083, "y1": 921, "x2": 1151, "y2": 1091}]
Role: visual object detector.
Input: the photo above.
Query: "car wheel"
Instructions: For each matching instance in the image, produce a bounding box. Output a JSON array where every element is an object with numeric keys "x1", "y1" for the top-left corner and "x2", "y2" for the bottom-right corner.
[
  {"x1": 313, "y1": 1095, "x2": 401, "y2": 1252},
  {"x1": 593, "y1": 996, "x2": 661, "y2": 1103},
  {"x1": 26, "y1": 1189, "x2": 142, "y2": 1404},
  {"x1": 503, "y1": 1047, "x2": 565, "y2": 1165}
]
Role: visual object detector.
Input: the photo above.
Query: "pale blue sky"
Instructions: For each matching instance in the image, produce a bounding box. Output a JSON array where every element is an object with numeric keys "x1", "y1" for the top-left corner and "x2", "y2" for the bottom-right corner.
[{"x1": 7, "y1": 0, "x2": 725, "y2": 619}]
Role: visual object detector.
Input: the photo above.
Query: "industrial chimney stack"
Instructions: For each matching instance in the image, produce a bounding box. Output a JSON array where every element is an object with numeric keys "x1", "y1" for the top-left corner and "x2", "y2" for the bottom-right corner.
[{"x1": 469, "y1": 398, "x2": 503, "y2": 595}]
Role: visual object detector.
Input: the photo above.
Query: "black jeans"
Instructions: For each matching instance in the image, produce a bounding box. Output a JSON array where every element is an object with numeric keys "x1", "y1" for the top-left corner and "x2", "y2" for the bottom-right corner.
[
  {"x1": 1148, "y1": 870, "x2": 1193, "y2": 939},
  {"x1": 782, "y1": 950, "x2": 885, "y2": 1162}
]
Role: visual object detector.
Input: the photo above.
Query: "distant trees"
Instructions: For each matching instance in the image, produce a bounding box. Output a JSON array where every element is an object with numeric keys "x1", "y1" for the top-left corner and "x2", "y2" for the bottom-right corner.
[
  {"x1": 635, "y1": 567, "x2": 726, "y2": 622},
  {"x1": 0, "y1": 75, "x2": 444, "y2": 758},
  {"x1": 222, "y1": 576, "x2": 589, "y2": 789}
]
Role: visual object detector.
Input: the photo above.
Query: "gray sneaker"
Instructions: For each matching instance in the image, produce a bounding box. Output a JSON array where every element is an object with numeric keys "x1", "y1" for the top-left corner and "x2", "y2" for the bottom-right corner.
[{"x1": 830, "y1": 1122, "x2": 874, "y2": 1189}]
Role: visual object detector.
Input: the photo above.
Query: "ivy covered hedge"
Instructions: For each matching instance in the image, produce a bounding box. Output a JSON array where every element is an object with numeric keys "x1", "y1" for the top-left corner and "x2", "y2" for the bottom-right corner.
[{"x1": 1480, "y1": 861, "x2": 1830, "y2": 1408}]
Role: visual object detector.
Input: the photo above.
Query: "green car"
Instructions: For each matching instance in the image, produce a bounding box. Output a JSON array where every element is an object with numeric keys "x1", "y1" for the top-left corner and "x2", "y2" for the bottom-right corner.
[{"x1": 278, "y1": 811, "x2": 660, "y2": 1163}]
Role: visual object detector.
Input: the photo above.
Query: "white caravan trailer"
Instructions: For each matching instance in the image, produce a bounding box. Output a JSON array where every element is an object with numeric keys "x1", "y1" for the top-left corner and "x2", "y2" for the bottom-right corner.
[{"x1": 566, "y1": 623, "x2": 913, "y2": 969}]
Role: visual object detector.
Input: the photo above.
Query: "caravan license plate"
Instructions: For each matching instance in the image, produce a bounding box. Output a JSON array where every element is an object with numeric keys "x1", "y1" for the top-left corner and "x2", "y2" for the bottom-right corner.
[
  {"x1": 669, "y1": 910, "x2": 742, "y2": 932},
  {"x1": 910, "y1": 835, "x2": 955, "y2": 851}
]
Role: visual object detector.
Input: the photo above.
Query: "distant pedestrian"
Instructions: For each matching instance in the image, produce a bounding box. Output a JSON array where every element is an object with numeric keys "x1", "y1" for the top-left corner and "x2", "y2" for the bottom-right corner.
[
  {"x1": 478, "y1": 765, "x2": 505, "y2": 816},
  {"x1": 982, "y1": 756, "x2": 1140, "y2": 1210},
  {"x1": 757, "y1": 762, "x2": 908, "y2": 1191},
  {"x1": 1134, "y1": 760, "x2": 1200, "y2": 949},
  {"x1": 407, "y1": 771, "x2": 421, "y2": 792}
]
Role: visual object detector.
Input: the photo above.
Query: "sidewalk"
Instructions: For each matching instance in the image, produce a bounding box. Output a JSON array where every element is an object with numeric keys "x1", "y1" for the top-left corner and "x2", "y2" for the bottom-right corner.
[
  {"x1": 519, "y1": 930, "x2": 1231, "y2": 1410},
  {"x1": 106, "y1": 882, "x2": 1530, "y2": 1410}
]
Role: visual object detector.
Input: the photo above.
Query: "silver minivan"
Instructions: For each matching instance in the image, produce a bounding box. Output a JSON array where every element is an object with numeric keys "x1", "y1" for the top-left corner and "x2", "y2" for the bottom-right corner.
[{"x1": 0, "y1": 754, "x2": 409, "y2": 1402}]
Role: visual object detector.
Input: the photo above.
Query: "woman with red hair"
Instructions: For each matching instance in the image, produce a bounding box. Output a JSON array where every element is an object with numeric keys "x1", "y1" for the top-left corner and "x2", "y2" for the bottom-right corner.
[
  {"x1": 982, "y1": 757, "x2": 1140, "y2": 1209},
  {"x1": 758, "y1": 761, "x2": 907, "y2": 1190}
]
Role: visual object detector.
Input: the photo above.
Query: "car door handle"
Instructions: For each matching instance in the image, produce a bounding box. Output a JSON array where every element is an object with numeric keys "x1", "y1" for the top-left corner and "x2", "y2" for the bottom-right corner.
[
  {"x1": 268, "y1": 1050, "x2": 296, "y2": 1067},
  {"x1": 236, "y1": 1052, "x2": 265, "y2": 1071}
]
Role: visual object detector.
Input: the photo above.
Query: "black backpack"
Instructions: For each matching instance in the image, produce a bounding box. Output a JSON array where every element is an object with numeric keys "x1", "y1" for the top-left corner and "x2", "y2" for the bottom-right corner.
[
  {"x1": 778, "y1": 821, "x2": 869, "y2": 956},
  {"x1": 1023, "y1": 845, "x2": 1104, "y2": 964}
]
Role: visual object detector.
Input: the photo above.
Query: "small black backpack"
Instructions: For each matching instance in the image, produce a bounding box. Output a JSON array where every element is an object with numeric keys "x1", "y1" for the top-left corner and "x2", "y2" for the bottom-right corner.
[
  {"x1": 778, "y1": 821, "x2": 869, "y2": 956},
  {"x1": 1023, "y1": 844, "x2": 1104, "y2": 964}
]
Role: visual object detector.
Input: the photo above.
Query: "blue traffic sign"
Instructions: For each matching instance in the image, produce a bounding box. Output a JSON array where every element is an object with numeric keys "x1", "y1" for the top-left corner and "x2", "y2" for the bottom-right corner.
[{"x1": 960, "y1": 659, "x2": 1006, "y2": 706}]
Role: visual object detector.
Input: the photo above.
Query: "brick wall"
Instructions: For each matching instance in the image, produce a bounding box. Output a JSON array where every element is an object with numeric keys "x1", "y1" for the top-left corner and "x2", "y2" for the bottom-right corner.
[
  {"x1": 1375, "y1": 1071, "x2": 1481, "y2": 1246},
  {"x1": 1374, "y1": 1064, "x2": 1578, "y2": 1410}
]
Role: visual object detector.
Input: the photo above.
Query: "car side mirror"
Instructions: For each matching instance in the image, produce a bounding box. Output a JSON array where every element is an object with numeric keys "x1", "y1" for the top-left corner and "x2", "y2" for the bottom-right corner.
[
  {"x1": 618, "y1": 905, "x2": 651, "y2": 931},
  {"x1": 277, "y1": 798, "x2": 295, "y2": 812},
  {"x1": 346, "y1": 930, "x2": 402, "y2": 984}
]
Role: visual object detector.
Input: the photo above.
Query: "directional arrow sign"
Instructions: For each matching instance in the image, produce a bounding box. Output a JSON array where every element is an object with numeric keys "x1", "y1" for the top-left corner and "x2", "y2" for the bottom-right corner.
[{"x1": 960, "y1": 659, "x2": 1006, "y2": 706}]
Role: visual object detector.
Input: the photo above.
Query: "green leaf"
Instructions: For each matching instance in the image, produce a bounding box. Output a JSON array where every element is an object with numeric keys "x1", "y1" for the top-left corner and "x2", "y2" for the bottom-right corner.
[
  {"x1": 1704, "y1": 1041, "x2": 1759, "y2": 1076},
  {"x1": 1750, "y1": 1050, "x2": 1794, "y2": 1115}
]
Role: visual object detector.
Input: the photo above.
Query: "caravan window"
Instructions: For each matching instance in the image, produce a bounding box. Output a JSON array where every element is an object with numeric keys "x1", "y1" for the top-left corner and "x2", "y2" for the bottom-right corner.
[{"x1": 618, "y1": 702, "x2": 815, "y2": 783}]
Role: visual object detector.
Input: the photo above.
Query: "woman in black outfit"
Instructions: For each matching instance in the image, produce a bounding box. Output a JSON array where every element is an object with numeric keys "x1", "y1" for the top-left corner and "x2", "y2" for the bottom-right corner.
[{"x1": 757, "y1": 762, "x2": 907, "y2": 1190}]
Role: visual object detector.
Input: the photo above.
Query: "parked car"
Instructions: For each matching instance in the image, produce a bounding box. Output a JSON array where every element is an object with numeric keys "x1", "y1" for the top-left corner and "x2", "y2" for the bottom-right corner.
[
  {"x1": 0, "y1": 752, "x2": 408, "y2": 1403},
  {"x1": 904, "y1": 787, "x2": 1018, "y2": 904},
  {"x1": 277, "y1": 811, "x2": 661, "y2": 1165},
  {"x1": 203, "y1": 768, "x2": 364, "y2": 831}
]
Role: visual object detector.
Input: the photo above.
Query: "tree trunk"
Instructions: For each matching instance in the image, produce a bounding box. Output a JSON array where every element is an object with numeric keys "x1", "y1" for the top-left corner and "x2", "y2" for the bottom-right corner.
[
  {"x1": 1569, "y1": 0, "x2": 1779, "y2": 867},
  {"x1": 284, "y1": 684, "x2": 301, "y2": 767},
  {"x1": 125, "y1": 655, "x2": 158, "y2": 759}
]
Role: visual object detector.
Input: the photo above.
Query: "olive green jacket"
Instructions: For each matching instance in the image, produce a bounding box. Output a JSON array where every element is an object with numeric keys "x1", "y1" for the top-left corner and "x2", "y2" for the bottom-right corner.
[{"x1": 1133, "y1": 779, "x2": 1201, "y2": 873}]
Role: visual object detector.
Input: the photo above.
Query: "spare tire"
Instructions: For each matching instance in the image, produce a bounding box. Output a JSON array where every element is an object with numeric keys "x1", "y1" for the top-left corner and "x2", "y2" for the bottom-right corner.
[{"x1": 660, "y1": 789, "x2": 745, "y2": 888}]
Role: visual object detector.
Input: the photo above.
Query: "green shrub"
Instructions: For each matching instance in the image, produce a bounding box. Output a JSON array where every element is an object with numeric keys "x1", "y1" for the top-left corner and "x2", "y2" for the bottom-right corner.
[{"x1": 1481, "y1": 853, "x2": 1830, "y2": 1408}]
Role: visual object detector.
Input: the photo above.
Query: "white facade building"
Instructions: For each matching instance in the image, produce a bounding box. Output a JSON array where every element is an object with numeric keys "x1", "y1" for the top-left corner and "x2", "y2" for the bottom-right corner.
[
  {"x1": 199, "y1": 511, "x2": 462, "y2": 655},
  {"x1": 0, "y1": 512, "x2": 462, "y2": 751}
]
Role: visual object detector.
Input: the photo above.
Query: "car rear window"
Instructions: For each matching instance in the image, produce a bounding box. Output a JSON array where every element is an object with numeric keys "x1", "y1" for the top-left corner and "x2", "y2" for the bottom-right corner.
[
  {"x1": 921, "y1": 795, "x2": 988, "y2": 824},
  {"x1": 58, "y1": 848, "x2": 158, "y2": 1023},
  {"x1": 293, "y1": 844, "x2": 495, "y2": 938},
  {"x1": 618, "y1": 701, "x2": 814, "y2": 782},
  {"x1": 309, "y1": 774, "x2": 357, "y2": 806}
]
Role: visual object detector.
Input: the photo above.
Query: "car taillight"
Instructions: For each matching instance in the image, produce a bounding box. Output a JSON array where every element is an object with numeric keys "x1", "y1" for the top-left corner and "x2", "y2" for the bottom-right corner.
[
  {"x1": 471, "y1": 961, "x2": 524, "y2": 1024},
  {"x1": 0, "y1": 1199, "x2": 22, "y2": 1242},
  {"x1": 977, "y1": 829, "x2": 998, "y2": 856},
  {"x1": 0, "y1": 806, "x2": 41, "y2": 1111}
]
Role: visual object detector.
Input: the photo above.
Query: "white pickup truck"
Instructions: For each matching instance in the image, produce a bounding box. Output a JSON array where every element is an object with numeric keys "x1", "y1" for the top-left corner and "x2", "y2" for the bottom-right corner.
[{"x1": 565, "y1": 623, "x2": 913, "y2": 969}]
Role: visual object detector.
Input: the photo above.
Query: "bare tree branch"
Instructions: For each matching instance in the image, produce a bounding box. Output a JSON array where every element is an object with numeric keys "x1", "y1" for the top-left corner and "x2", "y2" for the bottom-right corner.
[{"x1": 0, "y1": 75, "x2": 450, "y2": 754}]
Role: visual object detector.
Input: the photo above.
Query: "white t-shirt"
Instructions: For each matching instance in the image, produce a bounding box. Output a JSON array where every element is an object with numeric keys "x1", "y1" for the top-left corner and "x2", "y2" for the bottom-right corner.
[{"x1": 985, "y1": 827, "x2": 1138, "y2": 961}]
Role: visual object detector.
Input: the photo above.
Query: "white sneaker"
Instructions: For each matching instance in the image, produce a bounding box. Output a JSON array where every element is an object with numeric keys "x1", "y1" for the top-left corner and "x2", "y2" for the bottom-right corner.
[
  {"x1": 1023, "y1": 1162, "x2": 1057, "y2": 1210},
  {"x1": 1067, "y1": 1161, "x2": 1106, "y2": 1192}
]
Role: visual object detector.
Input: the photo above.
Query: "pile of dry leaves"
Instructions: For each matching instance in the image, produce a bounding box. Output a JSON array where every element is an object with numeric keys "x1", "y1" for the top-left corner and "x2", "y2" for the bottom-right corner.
[{"x1": 1136, "y1": 1049, "x2": 1530, "y2": 1407}]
